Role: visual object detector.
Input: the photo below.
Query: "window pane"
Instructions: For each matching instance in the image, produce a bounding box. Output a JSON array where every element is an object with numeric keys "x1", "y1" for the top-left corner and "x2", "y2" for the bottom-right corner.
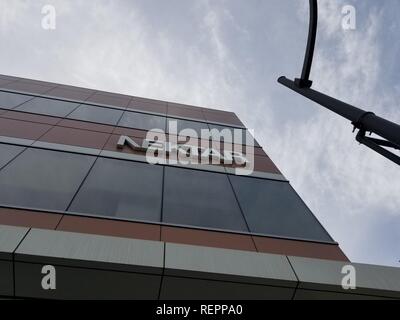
[
  {"x1": 229, "y1": 176, "x2": 333, "y2": 242},
  {"x1": 0, "y1": 148, "x2": 95, "y2": 211},
  {"x1": 118, "y1": 111, "x2": 166, "y2": 131},
  {"x1": 68, "y1": 158, "x2": 163, "y2": 222},
  {"x1": 208, "y1": 124, "x2": 256, "y2": 145},
  {"x1": 163, "y1": 167, "x2": 248, "y2": 232},
  {"x1": 0, "y1": 144, "x2": 25, "y2": 169},
  {"x1": 167, "y1": 118, "x2": 209, "y2": 138},
  {"x1": 16, "y1": 97, "x2": 80, "y2": 117},
  {"x1": 0, "y1": 91, "x2": 32, "y2": 110},
  {"x1": 67, "y1": 104, "x2": 123, "y2": 125}
]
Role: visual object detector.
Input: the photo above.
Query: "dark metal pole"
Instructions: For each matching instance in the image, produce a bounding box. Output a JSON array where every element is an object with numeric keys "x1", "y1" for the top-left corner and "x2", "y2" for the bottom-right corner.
[{"x1": 295, "y1": 0, "x2": 318, "y2": 88}]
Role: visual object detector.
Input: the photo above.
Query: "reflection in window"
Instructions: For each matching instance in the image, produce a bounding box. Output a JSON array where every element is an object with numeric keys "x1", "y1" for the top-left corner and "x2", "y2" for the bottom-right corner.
[
  {"x1": 0, "y1": 148, "x2": 95, "y2": 211},
  {"x1": 167, "y1": 118, "x2": 210, "y2": 138},
  {"x1": 163, "y1": 166, "x2": 248, "y2": 232},
  {"x1": 0, "y1": 144, "x2": 25, "y2": 170},
  {"x1": 68, "y1": 104, "x2": 123, "y2": 125},
  {"x1": 68, "y1": 157, "x2": 163, "y2": 222},
  {"x1": 118, "y1": 111, "x2": 166, "y2": 131},
  {"x1": 208, "y1": 124, "x2": 257, "y2": 146},
  {"x1": 229, "y1": 175, "x2": 333, "y2": 242},
  {"x1": 0, "y1": 91, "x2": 32, "y2": 110},
  {"x1": 16, "y1": 97, "x2": 80, "y2": 117}
]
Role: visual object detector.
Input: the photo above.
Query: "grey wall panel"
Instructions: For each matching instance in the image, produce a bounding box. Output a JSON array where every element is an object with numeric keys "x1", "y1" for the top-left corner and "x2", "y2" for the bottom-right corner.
[
  {"x1": 164, "y1": 243, "x2": 297, "y2": 288},
  {"x1": 32, "y1": 141, "x2": 101, "y2": 156},
  {"x1": 15, "y1": 262, "x2": 161, "y2": 300},
  {"x1": 160, "y1": 276, "x2": 295, "y2": 300},
  {"x1": 15, "y1": 229, "x2": 164, "y2": 274},
  {"x1": 99, "y1": 150, "x2": 149, "y2": 163},
  {"x1": 0, "y1": 225, "x2": 29, "y2": 297},
  {"x1": 0, "y1": 136, "x2": 34, "y2": 147},
  {"x1": 225, "y1": 167, "x2": 287, "y2": 182},
  {"x1": 289, "y1": 256, "x2": 400, "y2": 299},
  {"x1": 0, "y1": 225, "x2": 30, "y2": 260}
]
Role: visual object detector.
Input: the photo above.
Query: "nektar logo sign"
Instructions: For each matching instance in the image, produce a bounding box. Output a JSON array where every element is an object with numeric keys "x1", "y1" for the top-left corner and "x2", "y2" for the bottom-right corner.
[
  {"x1": 117, "y1": 134, "x2": 254, "y2": 175},
  {"x1": 117, "y1": 135, "x2": 248, "y2": 165},
  {"x1": 116, "y1": 120, "x2": 255, "y2": 175}
]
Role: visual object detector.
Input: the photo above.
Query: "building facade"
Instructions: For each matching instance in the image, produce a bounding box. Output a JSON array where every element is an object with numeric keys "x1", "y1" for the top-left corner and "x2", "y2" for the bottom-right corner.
[{"x1": 0, "y1": 74, "x2": 399, "y2": 300}]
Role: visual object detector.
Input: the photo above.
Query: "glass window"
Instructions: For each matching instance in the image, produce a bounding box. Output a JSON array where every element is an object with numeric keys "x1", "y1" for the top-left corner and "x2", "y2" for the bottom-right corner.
[
  {"x1": 0, "y1": 144, "x2": 25, "y2": 169},
  {"x1": 208, "y1": 124, "x2": 256, "y2": 146},
  {"x1": 167, "y1": 118, "x2": 210, "y2": 138},
  {"x1": 162, "y1": 167, "x2": 248, "y2": 232},
  {"x1": 68, "y1": 157, "x2": 163, "y2": 222},
  {"x1": 0, "y1": 91, "x2": 32, "y2": 110},
  {"x1": 118, "y1": 111, "x2": 166, "y2": 131},
  {"x1": 16, "y1": 97, "x2": 80, "y2": 117},
  {"x1": 229, "y1": 176, "x2": 333, "y2": 242},
  {"x1": 67, "y1": 104, "x2": 123, "y2": 125},
  {"x1": 0, "y1": 148, "x2": 95, "y2": 211}
]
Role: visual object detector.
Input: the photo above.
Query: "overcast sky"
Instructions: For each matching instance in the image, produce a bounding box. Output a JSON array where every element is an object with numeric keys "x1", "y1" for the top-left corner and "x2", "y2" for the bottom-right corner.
[{"x1": 1, "y1": 0, "x2": 399, "y2": 267}]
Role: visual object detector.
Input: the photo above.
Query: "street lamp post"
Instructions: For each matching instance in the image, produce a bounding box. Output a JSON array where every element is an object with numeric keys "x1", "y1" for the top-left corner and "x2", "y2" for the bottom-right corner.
[{"x1": 278, "y1": 0, "x2": 400, "y2": 165}]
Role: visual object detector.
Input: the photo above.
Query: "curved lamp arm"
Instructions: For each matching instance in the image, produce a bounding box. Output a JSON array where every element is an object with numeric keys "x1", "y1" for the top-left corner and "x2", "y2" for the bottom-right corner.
[{"x1": 295, "y1": 0, "x2": 318, "y2": 88}]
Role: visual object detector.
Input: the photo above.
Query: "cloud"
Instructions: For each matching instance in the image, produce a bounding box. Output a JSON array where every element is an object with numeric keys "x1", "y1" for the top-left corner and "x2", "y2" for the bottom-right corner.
[{"x1": 0, "y1": 0, "x2": 29, "y2": 33}]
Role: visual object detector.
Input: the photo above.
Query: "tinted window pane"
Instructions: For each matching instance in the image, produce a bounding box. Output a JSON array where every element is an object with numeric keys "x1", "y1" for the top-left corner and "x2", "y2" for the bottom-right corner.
[
  {"x1": 16, "y1": 97, "x2": 80, "y2": 117},
  {"x1": 118, "y1": 111, "x2": 166, "y2": 131},
  {"x1": 68, "y1": 104, "x2": 123, "y2": 125},
  {"x1": 0, "y1": 91, "x2": 32, "y2": 110},
  {"x1": 163, "y1": 167, "x2": 248, "y2": 232},
  {"x1": 69, "y1": 158, "x2": 163, "y2": 222},
  {"x1": 167, "y1": 118, "x2": 210, "y2": 138},
  {"x1": 0, "y1": 144, "x2": 25, "y2": 169},
  {"x1": 229, "y1": 176, "x2": 333, "y2": 242},
  {"x1": 0, "y1": 148, "x2": 95, "y2": 211},
  {"x1": 208, "y1": 124, "x2": 256, "y2": 145}
]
